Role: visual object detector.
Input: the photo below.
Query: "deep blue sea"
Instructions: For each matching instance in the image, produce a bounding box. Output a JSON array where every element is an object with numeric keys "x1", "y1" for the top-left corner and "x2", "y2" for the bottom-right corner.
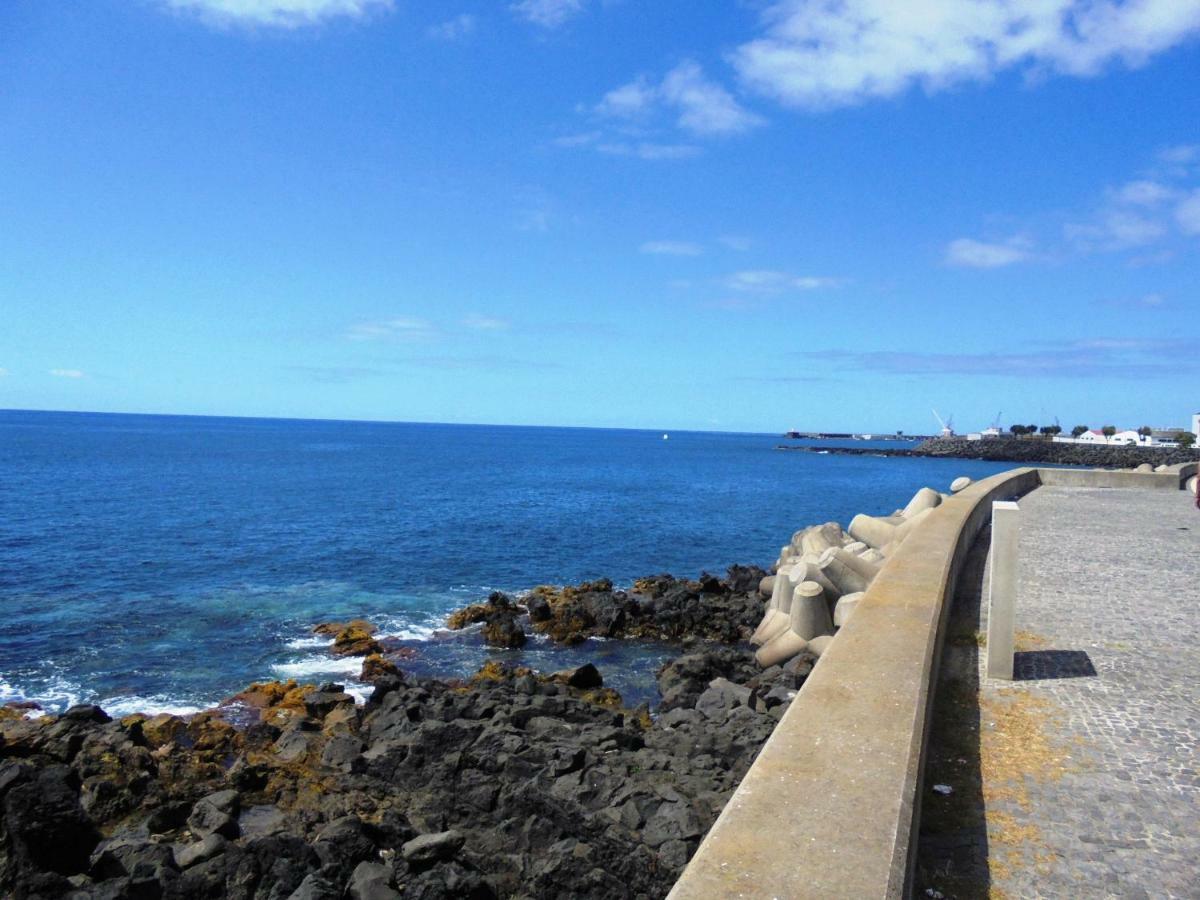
[{"x1": 1, "y1": 411, "x2": 1017, "y2": 713}]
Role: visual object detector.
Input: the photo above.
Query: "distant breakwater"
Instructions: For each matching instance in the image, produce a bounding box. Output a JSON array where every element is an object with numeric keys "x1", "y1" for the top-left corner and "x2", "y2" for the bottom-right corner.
[{"x1": 777, "y1": 437, "x2": 1200, "y2": 468}]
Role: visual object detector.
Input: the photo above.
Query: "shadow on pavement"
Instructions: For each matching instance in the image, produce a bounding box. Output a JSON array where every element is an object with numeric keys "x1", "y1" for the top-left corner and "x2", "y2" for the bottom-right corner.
[{"x1": 1014, "y1": 649, "x2": 1097, "y2": 681}]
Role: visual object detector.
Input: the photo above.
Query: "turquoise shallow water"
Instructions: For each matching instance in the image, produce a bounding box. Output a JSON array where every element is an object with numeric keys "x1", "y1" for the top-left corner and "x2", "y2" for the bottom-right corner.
[{"x1": 0, "y1": 411, "x2": 1017, "y2": 712}]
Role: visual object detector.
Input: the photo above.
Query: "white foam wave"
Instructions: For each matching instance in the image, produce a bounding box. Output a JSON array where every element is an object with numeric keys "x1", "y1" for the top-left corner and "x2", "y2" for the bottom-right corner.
[
  {"x1": 98, "y1": 695, "x2": 207, "y2": 718},
  {"x1": 3, "y1": 674, "x2": 84, "y2": 716},
  {"x1": 272, "y1": 655, "x2": 363, "y2": 679},
  {"x1": 378, "y1": 623, "x2": 439, "y2": 641},
  {"x1": 285, "y1": 635, "x2": 334, "y2": 650},
  {"x1": 343, "y1": 682, "x2": 373, "y2": 704}
]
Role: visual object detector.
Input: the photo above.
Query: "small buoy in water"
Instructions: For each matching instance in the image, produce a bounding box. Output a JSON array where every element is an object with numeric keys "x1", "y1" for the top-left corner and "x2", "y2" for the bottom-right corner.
[{"x1": 662, "y1": 434, "x2": 669, "y2": 440}]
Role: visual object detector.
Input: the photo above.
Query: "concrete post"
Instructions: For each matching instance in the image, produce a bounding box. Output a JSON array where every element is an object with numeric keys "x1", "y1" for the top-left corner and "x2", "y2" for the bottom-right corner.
[{"x1": 986, "y1": 501, "x2": 1019, "y2": 680}]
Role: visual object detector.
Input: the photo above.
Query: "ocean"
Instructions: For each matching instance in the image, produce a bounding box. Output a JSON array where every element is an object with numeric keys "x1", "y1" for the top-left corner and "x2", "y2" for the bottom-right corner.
[{"x1": 0, "y1": 410, "x2": 1017, "y2": 713}]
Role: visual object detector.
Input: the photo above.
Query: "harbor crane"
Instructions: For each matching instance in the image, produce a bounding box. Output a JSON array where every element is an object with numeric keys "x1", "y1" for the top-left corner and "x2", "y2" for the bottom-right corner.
[{"x1": 932, "y1": 409, "x2": 955, "y2": 438}]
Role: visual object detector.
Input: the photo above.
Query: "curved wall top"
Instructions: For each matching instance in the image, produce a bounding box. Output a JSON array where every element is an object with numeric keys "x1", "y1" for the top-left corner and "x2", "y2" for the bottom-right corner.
[{"x1": 668, "y1": 467, "x2": 1042, "y2": 899}]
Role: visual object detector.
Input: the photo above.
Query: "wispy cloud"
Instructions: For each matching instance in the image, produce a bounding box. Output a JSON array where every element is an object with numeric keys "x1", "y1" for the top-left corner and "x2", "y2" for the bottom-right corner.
[
  {"x1": 345, "y1": 317, "x2": 436, "y2": 342},
  {"x1": 597, "y1": 61, "x2": 763, "y2": 137},
  {"x1": 733, "y1": 1, "x2": 1200, "y2": 111},
  {"x1": 595, "y1": 78, "x2": 656, "y2": 120},
  {"x1": 1108, "y1": 180, "x2": 1176, "y2": 207},
  {"x1": 596, "y1": 142, "x2": 701, "y2": 161},
  {"x1": 1065, "y1": 211, "x2": 1167, "y2": 251},
  {"x1": 462, "y1": 315, "x2": 510, "y2": 330},
  {"x1": 1160, "y1": 144, "x2": 1200, "y2": 165},
  {"x1": 640, "y1": 240, "x2": 702, "y2": 257},
  {"x1": 49, "y1": 368, "x2": 85, "y2": 378},
  {"x1": 660, "y1": 61, "x2": 765, "y2": 136},
  {"x1": 161, "y1": 0, "x2": 393, "y2": 28},
  {"x1": 724, "y1": 270, "x2": 843, "y2": 293},
  {"x1": 0, "y1": 367, "x2": 9, "y2": 377},
  {"x1": 799, "y1": 338, "x2": 1200, "y2": 379},
  {"x1": 510, "y1": 0, "x2": 584, "y2": 28},
  {"x1": 1157, "y1": 144, "x2": 1200, "y2": 178},
  {"x1": 427, "y1": 13, "x2": 475, "y2": 41},
  {"x1": 951, "y1": 145, "x2": 1200, "y2": 265},
  {"x1": 1177, "y1": 188, "x2": 1200, "y2": 234},
  {"x1": 944, "y1": 236, "x2": 1034, "y2": 268}
]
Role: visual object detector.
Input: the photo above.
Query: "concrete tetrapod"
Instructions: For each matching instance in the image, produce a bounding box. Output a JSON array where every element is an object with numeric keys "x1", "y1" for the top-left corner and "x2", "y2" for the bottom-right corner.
[
  {"x1": 847, "y1": 514, "x2": 897, "y2": 550},
  {"x1": 801, "y1": 522, "x2": 844, "y2": 557},
  {"x1": 807, "y1": 634, "x2": 834, "y2": 657},
  {"x1": 878, "y1": 507, "x2": 934, "y2": 557},
  {"x1": 819, "y1": 547, "x2": 881, "y2": 595},
  {"x1": 750, "y1": 566, "x2": 800, "y2": 646},
  {"x1": 902, "y1": 486, "x2": 942, "y2": 517},
  {"x1": 1136, "y1": 463, "x2": 1155, "y2": 473},
  {"x1": 755, "y1": 630, "x2": 807, "y2": 668},
  {"x1": 794, "y1": 554, "x2": 841, "y2": 599},
  {"x1": 755, "y1": 581, "x2": 829, "y2": 667},
  {"x1": 833, "y1": 591, "x2": 865, "y2": 627},
  {"x1": 789, "y1": 581, "x2": 833, "y2": 641}
]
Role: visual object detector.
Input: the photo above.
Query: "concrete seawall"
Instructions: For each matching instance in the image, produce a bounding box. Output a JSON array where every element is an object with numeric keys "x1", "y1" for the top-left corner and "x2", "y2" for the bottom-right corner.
[{"x1": 669, "y1": 464, "x2": 1193, "y2": 899}]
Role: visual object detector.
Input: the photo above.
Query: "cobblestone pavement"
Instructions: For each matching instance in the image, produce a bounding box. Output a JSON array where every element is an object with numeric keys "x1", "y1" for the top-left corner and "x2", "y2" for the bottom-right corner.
[{"x1": 918, "y1": 485, "x2": 1200, "y2": 900}]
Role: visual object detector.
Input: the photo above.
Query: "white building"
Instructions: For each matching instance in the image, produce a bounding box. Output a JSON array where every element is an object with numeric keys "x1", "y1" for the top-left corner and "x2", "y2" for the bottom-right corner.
[{"x1": 1056, "y1": 428, "x2": 1178, "y2": 447}]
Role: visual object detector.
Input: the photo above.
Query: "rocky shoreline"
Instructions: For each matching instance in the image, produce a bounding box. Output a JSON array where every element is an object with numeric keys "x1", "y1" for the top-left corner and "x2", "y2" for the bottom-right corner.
[
  {"x1": 777, "y1": 436, "x2": 1200, "y2": 468},
  {"x1": 1, "y1": 567, "x2": 811, "y2": 900}
]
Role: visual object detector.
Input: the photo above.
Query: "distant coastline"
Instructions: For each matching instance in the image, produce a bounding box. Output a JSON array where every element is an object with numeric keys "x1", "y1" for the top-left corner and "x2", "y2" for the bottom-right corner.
[{"x1": 777, "y1": 436, "x2": 1200, "y2": 468}]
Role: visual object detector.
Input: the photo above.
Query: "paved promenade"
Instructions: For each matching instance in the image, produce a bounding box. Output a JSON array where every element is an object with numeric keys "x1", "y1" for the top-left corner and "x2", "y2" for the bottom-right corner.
[{"x1": 918, "y1": 485, "x2": 1199, "y2": 899}]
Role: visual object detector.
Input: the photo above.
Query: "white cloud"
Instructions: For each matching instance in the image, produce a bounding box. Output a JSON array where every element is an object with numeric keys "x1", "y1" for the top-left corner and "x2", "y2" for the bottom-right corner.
[
  {"x1": 49, "y1": 368, "x2": 85, "y2": 378},
  {"x1": 597, "y1": 61, "x2": 763, "y2": 137},
  {"x1": 1065, "y1": 211, "x2": 1166, "y2": 250},
  {"x1": 510, "y1": 0, "x2": 584, "y2": 28},
  {"x1": 0, "y1": 367, "x2": 8, "y2": 377},
  {"x1": 462, "y1": 315, "x2": 510, "y2": 330},
  {"x1": 945, "y1": 237, "x2": 1033, "y2": 268},
  {"x1": 640, "y1": 240, "x2": 703, "y2": 256},
  {"x1": 659, "y1": 61, "x2": 765, "y2": 136},
  {"x1": 345, "y1": 318, "x2": 435, "y2": 341},
  {"x1": 1109, "y1": 180, "x2": 1175, "y2": 206},
  {"x1": 1176, "y1": 189, "x2": 1200, "y2": 234},
  {"x1": 733, "y1": 0, "x2": 1200, "y2": 110},
  {"x1": 725, "y1": 270, "x2": 843, "y2": 293},
  {"x1": 162, "y1": 0, "x2": 392, "y2": 28},
  {"x1": 595, "y1": 79, "x2": 657, "y2": 120},
  {"x1": 427, "y1": 14, "x2": 475, "y2": 41},
  {"x1": 1159, "y1": 144, "x2": 1200, "y2": 165},
  {"x1": 596, "y1": 142, "x2": 701, "y2": 161}
]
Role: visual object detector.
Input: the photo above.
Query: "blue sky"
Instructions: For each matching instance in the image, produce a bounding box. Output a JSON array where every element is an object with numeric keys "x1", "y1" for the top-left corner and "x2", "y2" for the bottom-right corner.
[{"x1": 1, "y1": 0, "x2": 1198, "y2": 434}]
